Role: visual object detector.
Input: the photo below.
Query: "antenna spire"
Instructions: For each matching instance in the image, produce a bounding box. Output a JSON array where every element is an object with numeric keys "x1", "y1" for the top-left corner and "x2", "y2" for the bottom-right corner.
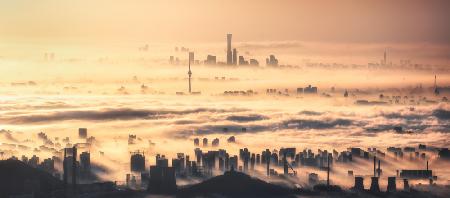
[{"x1": 188, "y1": 52, "x2": 192, "y2": 93}]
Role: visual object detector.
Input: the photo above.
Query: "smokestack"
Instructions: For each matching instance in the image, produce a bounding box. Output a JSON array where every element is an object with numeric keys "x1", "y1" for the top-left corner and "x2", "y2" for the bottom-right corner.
[
  {"x1": 353, "y1": 177, "x2": 364, "y2": 191},
  {"x1": 373, "y1": 156, "x2": 376, "y2": 177},
  {"x1": 387, "y1": 177, "x2": 396, "y2": 192},
  {"x1": 369, "y1": 177, "x2": 380, "y2": 193},
  {"x1": 377, "y1": 160, "x2": 381, "y2": 177},
  {"x1": 188, "y1": 52, "x2": 192, "y2": 93},
  {"x1": 426, "y1": 160, "x2": 428, "y2": 171}
]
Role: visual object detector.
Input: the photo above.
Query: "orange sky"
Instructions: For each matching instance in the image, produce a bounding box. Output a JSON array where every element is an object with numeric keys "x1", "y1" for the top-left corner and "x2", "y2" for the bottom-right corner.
[{"x1": 1, "y1": 0, "x2": 449, "y2": 44}]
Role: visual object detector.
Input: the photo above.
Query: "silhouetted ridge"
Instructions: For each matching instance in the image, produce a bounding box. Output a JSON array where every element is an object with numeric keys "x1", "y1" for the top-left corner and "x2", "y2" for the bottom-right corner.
[
  {"x1": 0, "y1": 159, "x2": 63, "y2": 197},
  {"x1": 178, "y1": 170, "x2": 293, "y2": 197}
]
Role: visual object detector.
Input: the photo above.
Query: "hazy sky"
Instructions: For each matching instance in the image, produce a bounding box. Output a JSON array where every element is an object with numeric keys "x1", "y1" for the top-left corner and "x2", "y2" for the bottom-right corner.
[{"x1": 1, "y1": 0, "x2": 449, "y2": 44}]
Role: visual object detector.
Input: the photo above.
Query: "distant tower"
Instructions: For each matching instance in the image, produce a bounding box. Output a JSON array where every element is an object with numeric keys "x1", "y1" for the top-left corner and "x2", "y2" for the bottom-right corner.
[
  {"x1": 383, "y1": 48, "x2": 387, "y2": 66},
  {"x1": 227, "y1": 34, "x2": 233, "y2": 65},
  {"x1": 188, "y1": 52, "x2": 193, "y2": 93},
  {"x1": 232, "y1": 48, "x2": 237, "y2": 65},
  {"x1": 434, "y1": 75, "x2": 440, "y2": 95}
]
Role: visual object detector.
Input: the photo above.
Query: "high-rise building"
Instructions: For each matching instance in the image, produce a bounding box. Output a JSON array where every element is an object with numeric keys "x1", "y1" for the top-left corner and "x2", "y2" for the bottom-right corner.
[
  {"x1": 130, "y1": 152, "x2": 145, "y2": 172},
  {"x1": 80, "y1": 152, "x2": 91, "y2": 178},
  {"x1": 63, "y1": 146, "x2": 78, "y2": 186},
  {"x1": 232, "y1": 48, "x2": 237, "y2": 65},
  {"x1": 148, "y1": 166, "x2": 176, "y2": 193},
  {"x1": 79, "y1": 128, "x2": 87, "y2": 139},
  {"x1": 227, "y1": 34, "x2": 232, "y2": 65}
]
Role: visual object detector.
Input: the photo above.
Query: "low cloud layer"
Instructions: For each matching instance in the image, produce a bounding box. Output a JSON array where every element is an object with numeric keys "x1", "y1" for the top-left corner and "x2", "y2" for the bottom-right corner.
[
  {"x1": 0, "y1": 108, "x2": 246, "y2": 124},
  {"x1": 433, "y1": 109, "x2": 450, "y2": 120},
  {"x1": 226, "y1": 114, "x2": 268, "y2": 122}
]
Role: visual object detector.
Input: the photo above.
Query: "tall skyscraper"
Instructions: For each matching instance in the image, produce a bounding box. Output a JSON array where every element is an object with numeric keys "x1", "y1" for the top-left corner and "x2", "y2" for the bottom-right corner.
[
  {"x1": 227, "y1": 34, "x2": 232, "y2": 65},
  {"x1": 232, "y1": 48, "x2": 237, "y2": 65}
]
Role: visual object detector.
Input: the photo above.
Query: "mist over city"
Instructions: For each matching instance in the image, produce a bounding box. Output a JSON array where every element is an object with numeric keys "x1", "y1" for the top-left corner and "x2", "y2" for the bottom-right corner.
[{"x1": 1, "y1": 0, "x2": 450, "y2": 198}]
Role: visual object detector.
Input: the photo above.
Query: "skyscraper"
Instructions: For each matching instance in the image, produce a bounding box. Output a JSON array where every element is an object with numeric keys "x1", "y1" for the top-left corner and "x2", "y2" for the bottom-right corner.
[
  {"x1": 232, "y1": 48, "x2": 237, "y2": 65},
  {"x1": 227, "y1": 34, "x2": 232, "y2": 65}
]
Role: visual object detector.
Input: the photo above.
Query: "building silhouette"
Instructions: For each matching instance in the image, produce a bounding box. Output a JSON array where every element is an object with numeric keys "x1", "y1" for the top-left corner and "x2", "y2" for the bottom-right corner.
[
  {"x1": 266, "y1": 55, "x2": 278, "y2": 66},
  {"x1": 130, "y1": 152, "x2": 145, "y2": 172},
  {"x1": 205, "y1": 55, "x2": 216, "y2": 65},
  {"x1": 232, "y1": 48, "x2": 237, "y2": 65},
  {"x1": 79, "y1": 152, "x2": 91, "y2": 179},
  {"x1": 227, "y1": 34, "x2": 232, "y2": 65},
  {"x1": 78, "y1": 128, "x2": 87, "y2": 139},
  {"x1": 148, "y1": 163, "x2": 176, "y2": 194}
]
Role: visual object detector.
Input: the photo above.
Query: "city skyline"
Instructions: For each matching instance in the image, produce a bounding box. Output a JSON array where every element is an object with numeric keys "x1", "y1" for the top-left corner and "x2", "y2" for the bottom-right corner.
[{"x1": 1, "y1": 1, "x2": 450, "y2": 197}]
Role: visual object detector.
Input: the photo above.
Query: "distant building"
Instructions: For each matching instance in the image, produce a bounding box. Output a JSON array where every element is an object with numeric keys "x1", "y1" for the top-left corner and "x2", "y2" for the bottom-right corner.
[
  {"x1": 130, "y1": 152, "x2": 145, "y2": 172},
  {"x1": 40, "y1": 158, "x2": 55, "y2": 173},
  {"x1": 156, "y1": 154, "x2": 169, "y2": 167},
  {"x1": 438, "y1": 148, "x2": 450, "y2": 159},
  {"x1": 249, "y1": 59, "x2": 259, "y2": 66},
  {"x1": 80, "y1": 152, "x2": 91, "y2": 178},
  {"x1": 279, "y1": 148, "x2": 296, "y2": 159},
  {"x1": 205, "y1": 55, "x2": 216, "y2": 65},
  {"x1": 212, "y1": 138, "x2": 219, "y2": 147},
  {"x1": 232, "y1": 48, "x2": 237, "y2": 65},
  {"x1": 227, "y1": 136, "x2": 236, "y2": 143},
  {"x1": 266, "y1": 55, "x2": 278, "y2": 66},
  {"x1": 227, "y1": 34, "x2": 233, "y2": 65},
  {"x1": 309, "y1": 173, "x2": 319, "y2": 185},
  {"x1": 194, "y1": 138, "x2": 200, "y2": 146},
  {"x1": 400, "y1": 170, "x2": 432, "y2": 179},
  {"x1": 239, "y1": 56, "x2": 249, "y2": 65},
  {"x1": 63, "y1": 147, "x2": 78, "y2": 185},
  {"x1": 202, "y1": 138, "x2": 208, "y2": 147},
  {"x1": 189, "y1": 52, "x2": 194, "y2": 64},
  {"x1": 148, "y1": 165, "x2": 176, "y2": 194},
  {"x1": 304, "y1": 85, "x2": 318, "y2": 94},
  {"x1": 79, "y1": 128, "x2": 87, "y2": 139},
  {"x1": 229, "y1": 155, "x2": 238, "y2": 170}
]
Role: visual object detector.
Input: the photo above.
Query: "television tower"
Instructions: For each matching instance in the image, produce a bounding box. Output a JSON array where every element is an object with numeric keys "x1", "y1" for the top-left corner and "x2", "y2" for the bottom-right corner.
[
  {"x1": 188, "y1": 52, "x2": 193, "y2": 93},
  {"x1": 434, "y1": 75, "x2": 440, "y2": 95}
]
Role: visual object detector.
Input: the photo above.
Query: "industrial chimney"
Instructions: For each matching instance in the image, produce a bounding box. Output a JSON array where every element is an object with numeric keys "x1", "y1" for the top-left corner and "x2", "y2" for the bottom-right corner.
[
  {"x1": 369, "y1": 177, "x2": 380, "y2": 193},
  {"x1": 387, "y1": 177, "x2": 396, "y2": 192},
  {"x1": 353, "y1": 177, "x2": 364, "y2": 191}
]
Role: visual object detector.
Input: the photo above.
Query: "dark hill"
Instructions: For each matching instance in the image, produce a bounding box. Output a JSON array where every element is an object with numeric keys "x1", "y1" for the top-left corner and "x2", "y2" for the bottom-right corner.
[
  {"x1": 0, "y1": 159, "x2": 64, "y2": 197},
  {"x1": 177, "y1": 170, "x2": 294, "y2": 198}
]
